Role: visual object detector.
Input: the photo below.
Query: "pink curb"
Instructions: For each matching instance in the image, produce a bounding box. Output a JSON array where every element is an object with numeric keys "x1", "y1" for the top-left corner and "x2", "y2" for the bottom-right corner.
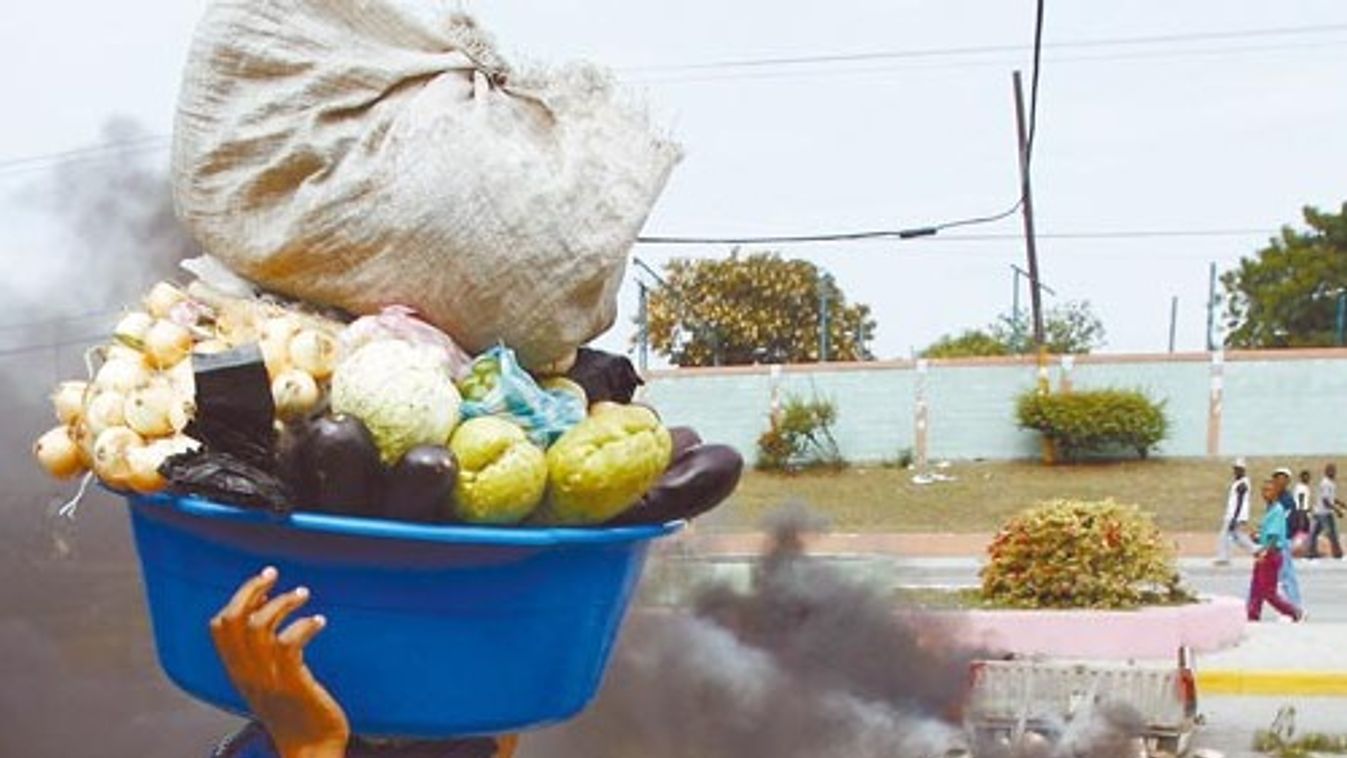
[{"x1": 908, "y1": 595, "x2": 1246, "y2": 660}]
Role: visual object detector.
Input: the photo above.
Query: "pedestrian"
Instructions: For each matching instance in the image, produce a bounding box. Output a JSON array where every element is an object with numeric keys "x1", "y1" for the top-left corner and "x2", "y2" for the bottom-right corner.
[
  {"x1": 1215, "y1": 458, "x2": 1256, "y2": 565},
  {"x1": 1271, "y1": 468, "x2": 1305, "y2": 609},
  {"x1": 1248, "y1": 478, "x2": 1304, "y2": 622},
  {"x1": 1290, "y1": 469, "x2": 1314, "y2": 549},
  {"x1": 1309, "y1": 463, "x2": 1346, "y2": 560}
]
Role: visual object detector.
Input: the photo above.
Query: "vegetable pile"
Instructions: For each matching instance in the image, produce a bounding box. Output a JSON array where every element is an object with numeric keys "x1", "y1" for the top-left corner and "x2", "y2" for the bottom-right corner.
[{"x1": 33, "y1": 264, "x2": 743, "y2": 528}]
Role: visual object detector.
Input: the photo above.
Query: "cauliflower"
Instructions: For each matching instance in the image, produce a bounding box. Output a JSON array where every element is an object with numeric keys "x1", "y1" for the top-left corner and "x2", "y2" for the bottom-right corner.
[
  {"x1": 330, "y1": 340, "x2": 461, "y2": 465},
  {"x1": 540, "y1": 404, "x2": 673, "y2": 525}
]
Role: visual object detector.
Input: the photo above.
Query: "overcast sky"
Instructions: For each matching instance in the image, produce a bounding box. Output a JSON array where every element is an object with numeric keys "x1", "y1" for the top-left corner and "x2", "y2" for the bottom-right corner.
[{"x1": 2, "y1": 0, "x2": 1345, "y2": 360}]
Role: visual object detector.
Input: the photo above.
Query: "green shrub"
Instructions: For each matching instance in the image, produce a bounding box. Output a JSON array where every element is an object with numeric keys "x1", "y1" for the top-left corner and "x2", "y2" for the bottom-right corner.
[
  {"x1": 980, "y1": 499, "x2": 1193, "y2": 609},
  {"x1": 1016, "y1": 388, "x2": 1168, "y2": 461},
  {"x1": 756, "y1": 394, "x2": 844, "y2": 471}
]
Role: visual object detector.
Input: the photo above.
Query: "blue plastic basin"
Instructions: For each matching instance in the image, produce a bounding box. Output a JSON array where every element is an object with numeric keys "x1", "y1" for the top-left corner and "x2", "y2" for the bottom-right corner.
[{"x1": 125, "y1": 493, "x2": 681, "y2": 738}]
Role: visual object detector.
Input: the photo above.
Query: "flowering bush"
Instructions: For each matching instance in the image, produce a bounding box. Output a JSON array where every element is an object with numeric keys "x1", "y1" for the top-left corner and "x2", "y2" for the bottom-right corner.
[
  {"x1": 1016, "y1": 388, "x2": 1168, "y2": 461},
  {"x1": 756, "y1": 394, "x2": 844, "y2": 471},
  {"x1": 980, "y1": 499, "x2": 1193, "y2": 609}
]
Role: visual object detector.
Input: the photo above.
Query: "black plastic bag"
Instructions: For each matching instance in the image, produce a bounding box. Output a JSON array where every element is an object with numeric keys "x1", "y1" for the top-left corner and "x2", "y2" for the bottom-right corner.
[{"x1": 161, "y1": 448, "x2": 293, "y2": 513}]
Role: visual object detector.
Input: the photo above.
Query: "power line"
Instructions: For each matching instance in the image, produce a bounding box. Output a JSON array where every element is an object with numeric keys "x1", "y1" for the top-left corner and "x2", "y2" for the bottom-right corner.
[
  {"x1": 0, "y1": 135, "x2": 170, "y2": 174},
  {"x1": 630, "y1": 38, "x2": 1347, "y2": 85},
  {"x1": 640, "y1": 0, "x2": 1046, "y2": 247},
  {"x1": 636, "y1": 227, "x2": 1275, "y2": 247},
  {"x1": 0, "y1": 308, "x2": 122, "y2": 332},
  {"x1": 0, "y1": 333, "x2": 105, "y2": 359},
  {"x1": 623, "y1": 21, "x2": 1347, "y2": 74}
]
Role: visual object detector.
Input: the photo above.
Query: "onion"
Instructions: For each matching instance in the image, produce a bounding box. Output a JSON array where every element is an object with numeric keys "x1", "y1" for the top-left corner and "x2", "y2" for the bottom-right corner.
[
  {"x1": 144, "y1": 320, "x2": 193, "y2": 369},
  {"x1": 288, "y1": 329, "x2": 340, "y2": 380},
  {"x1": 94, "y1": 356, "x2": 152, "y2": 393},
  {"x1": 126, "y1": 435, "x2": 199, "y2": 494},
  {"x1": 166, "y1": 358, "x2": 195, "y2": 399},
  {"x1": 92, "y1": 427, "x2": 145, "y2": 488},
  {"x1": 84, "y1": 390, "x2": 128, "y2": 436},
  {"x1": 124, "y1": 384, "x2": 177, "y2": 438},
  {"x1": 261, "y1": 316, "x2": 302, "y2": 345},
  {"x1": 259, "y1": 334, "x2": 292, "y2": 380},
  {"x1": 113, "y1": 312, "x2": 155, "y2": 350},
  {"x1": 34, "y1": 426, "x2": 86, "y2": 480},
  {"x1": 51, "y1": 381, "x2": 89, "y2": 425},
  {"x1": 71, "y1": 418, "x2": 95, "y2": 468},
  {"x1": 104, "y1": 343, "x2": 148, "y2": 365},
  {"x1": 144, "y1": 281, "x2": 189, "y2": 319},
  {"x1": 271, "y1": 369, "x2": 321, "y2": 420},
  {"x1": 192, "y1": 339, "x2": 230, "y2": 355}
]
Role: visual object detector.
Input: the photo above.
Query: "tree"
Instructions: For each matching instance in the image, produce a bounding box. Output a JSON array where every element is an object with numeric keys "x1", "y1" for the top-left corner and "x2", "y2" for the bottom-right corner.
[
  {"x1": 921, "y1": 329, "x2": 1009, "y2": 359},
  {"x1": 1221, "y1": 204, "x2": 1347, "y2": 348},
  {"x1": 921, "y1": 300, "x2": 1106, "y2": 358},
  {"x1": 643, "y1": 251, "x2": 876, "y2": 367}
]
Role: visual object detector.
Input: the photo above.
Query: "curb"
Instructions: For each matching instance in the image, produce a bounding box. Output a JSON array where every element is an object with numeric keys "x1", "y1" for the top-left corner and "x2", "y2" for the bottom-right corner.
[{"x1": 1198, "y1": 670, "x2": 1347, "y2": 696}]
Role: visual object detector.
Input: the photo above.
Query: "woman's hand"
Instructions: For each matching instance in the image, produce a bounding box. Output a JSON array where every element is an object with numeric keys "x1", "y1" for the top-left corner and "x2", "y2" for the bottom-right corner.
[{"x1": 210, "y1": 567, "x2": 350, "y2": 758}]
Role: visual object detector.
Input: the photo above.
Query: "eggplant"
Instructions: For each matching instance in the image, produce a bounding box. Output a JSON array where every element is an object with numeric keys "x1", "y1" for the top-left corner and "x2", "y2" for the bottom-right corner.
[
  {"x1": 384, "y1": 444, "x2": 459, "y2": 523},
  {"x1": 289, "y1": 413, "x2": 385, "y2": 517},
  {"x1": 668, "y1": 426, "x2": 703, "y2": 459},
  {"x1": 605, "y1": 443, "x2": 744, "y2": 526}
]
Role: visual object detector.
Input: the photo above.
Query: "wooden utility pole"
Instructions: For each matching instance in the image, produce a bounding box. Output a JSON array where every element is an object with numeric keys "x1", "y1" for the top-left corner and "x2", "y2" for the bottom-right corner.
[{"x1": 1012, "y1": 71, "x2": 1045, "y2": 356}]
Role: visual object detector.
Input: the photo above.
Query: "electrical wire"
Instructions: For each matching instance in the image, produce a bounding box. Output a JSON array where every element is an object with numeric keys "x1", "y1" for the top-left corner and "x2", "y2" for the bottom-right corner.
[
  {"x1": 0, "y1": 308, "x2": 121, "y2": 331},
  {"x1": 0, "y1": 333, "x2": 106, "y2": 359},
  {"x1": 639, "y1": 0, "x2": 1044, "y2": 247},
  {"x1": 623, "y1": 21, "x2": 1347, "y2": 74}
]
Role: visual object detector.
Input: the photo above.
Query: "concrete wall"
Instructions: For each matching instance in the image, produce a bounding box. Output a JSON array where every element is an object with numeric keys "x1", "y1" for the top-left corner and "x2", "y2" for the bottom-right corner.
[{"x1": 640, "y1": 349, "x2": 1347, "y2": 463}]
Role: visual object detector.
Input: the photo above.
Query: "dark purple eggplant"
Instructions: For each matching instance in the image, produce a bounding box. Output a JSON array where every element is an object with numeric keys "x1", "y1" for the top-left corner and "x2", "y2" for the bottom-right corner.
[
  {"x1": 605, "y1": 443, "x2": 744, "y2": 526},
  {"x1": 668, "y1": 426, "x2": 703, "y2": 458},
  {"x1": 292, "y1": 413, "x2": 385, "y2": 517},
  {"x1": 384, "y1": 445, "x2": 459, "y2": 523}
]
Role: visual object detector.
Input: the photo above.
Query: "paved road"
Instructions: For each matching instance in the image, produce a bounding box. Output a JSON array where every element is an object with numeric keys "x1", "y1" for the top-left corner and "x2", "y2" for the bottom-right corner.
[
  {"x1": 893, "y1": 558, "x2": 1347, "y2": 756},
  {"x1": 894, "y1": 557, "x2": 1347, "y2": 621}
]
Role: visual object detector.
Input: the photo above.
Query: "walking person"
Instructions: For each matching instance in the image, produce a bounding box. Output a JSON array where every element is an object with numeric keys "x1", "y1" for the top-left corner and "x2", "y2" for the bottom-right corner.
[
  {"x1": 1271, "y1": 468, "x2": 1305, "y2": 609},
  {"x1": 1216, "y1": 458, "x2": 1256, "y2": 565},
  {"x1": 1290, "y1": 470, "x2": 1314, "y2": 551},
  {"x1": 1248, "y1": 478, "x2": 1304, "y2": 622},
  {"x1": 1309, "y1": 463, "x2": 1346, "y2": 560}
]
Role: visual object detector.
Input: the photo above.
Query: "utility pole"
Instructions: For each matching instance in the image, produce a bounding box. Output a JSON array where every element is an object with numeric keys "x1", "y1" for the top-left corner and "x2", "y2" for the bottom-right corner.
[
  {"x1": 1012, "y1": 71, "x2": 1045, "y2": 358},
  {"x1": 1205, "y1": 262, "x2": 1217, "y2": 352},
  {"x1": 1168, "y1": 296, "x2": 1179, "y2": 353},
  {"x1": 1010, "y1": 263, "x2": 1056, "y2": 353}
]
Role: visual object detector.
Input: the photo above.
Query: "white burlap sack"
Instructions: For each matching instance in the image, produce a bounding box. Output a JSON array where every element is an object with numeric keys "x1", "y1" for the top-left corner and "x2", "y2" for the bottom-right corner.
[{"x1": 172, "y1": 1, "x2": 679, "y2": 368}]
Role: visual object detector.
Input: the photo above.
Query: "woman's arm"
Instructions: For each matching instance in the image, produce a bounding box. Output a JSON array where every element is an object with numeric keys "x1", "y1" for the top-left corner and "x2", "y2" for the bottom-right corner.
[{"x1": 210, "y1": 567, "x2": 351, "y2": 758}]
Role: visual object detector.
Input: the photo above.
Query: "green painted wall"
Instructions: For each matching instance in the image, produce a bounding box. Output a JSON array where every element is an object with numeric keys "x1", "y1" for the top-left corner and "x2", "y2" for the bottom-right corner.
[{"x1": 640, "y1": 353, "x2": 1347, "y2": 463}]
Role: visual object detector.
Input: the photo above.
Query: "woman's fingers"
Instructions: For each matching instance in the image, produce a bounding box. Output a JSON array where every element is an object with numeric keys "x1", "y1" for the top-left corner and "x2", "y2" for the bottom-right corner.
[
  {"x1": 249, "y1": 586, "x2": 311, "y2": 637},
  {"x1": 277, "y1": 614, "x2": 328, "y2": 661},
  {"x1": 214, "y1": 566, "x2": 278, "y2": 631}
]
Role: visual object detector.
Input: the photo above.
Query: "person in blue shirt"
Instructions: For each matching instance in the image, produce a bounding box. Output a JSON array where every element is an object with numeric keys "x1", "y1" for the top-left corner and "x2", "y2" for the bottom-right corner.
[
  {"x1": 209, "y1": 567, "x2": 519, "y2": 758},
  {"x1": 1271, "y1": 468, "x2": 1304, "y2": 609},
  {"x1": 1248, "y1": 479, "x2": 1304, "y2": 622}
]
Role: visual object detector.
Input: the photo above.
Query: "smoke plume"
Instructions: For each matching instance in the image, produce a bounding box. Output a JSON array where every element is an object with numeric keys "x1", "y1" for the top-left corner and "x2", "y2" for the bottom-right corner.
[
  {"x1": 522, "y1": 503, "x2": 1147, "y2": 758},
  {"x1": 0, "y1": 118, "x2": 233, "y2": 756}
]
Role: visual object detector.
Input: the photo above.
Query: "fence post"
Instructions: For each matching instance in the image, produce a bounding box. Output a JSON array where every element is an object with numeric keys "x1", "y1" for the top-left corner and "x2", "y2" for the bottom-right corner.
[
  {"x1": 1059, "y1": 354, "x2": 1075, "y2": 393},
  {"x1": 1207, "y1": 351, "x2": 1224, "y2": 457},
  {"x1": 914, "y1": 359, "x2": 930, "y2": 467}
]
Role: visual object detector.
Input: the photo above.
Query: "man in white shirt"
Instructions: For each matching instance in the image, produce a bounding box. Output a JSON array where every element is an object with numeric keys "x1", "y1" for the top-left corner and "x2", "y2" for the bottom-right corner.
[
  {"x1": 1216, "y1": 458, "x2": 1256, "y2": 565},
  {"x1": 1309, "y1": 463, "x2": 1345, "y2": 560}
]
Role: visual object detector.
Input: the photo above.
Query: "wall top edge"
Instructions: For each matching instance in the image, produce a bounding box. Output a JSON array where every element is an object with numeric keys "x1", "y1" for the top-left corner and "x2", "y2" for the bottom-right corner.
[{"x1": 643, "y1": 347, "x2": 1347, "y2": 379}]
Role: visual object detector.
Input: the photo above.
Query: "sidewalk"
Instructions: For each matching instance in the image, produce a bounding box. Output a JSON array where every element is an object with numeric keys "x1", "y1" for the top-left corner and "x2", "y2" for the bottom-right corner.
[
  {"x1": 1199, "y1": 623, "x2": 1347, "y2": 697},
  {"x1": 687, "y1": 529, "x2": 1347, "y2": 562}
]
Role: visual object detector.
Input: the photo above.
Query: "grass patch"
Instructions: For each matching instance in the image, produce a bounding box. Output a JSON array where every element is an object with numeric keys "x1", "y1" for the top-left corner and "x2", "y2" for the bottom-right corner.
[
  {"x1": 1255, "y1": 730, "x2": 1347, "y2": 757},
  {"x1": 696, "y1": 456, "x2": 1334, "y2": 533}
]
